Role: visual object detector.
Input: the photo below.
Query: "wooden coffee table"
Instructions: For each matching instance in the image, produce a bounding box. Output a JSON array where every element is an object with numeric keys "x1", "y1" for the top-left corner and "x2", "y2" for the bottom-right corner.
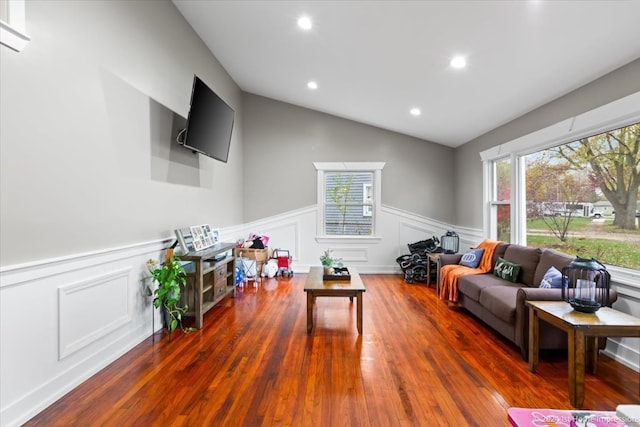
[
  {"x1": 527, "y1": 300, "x2": 640, "y2": 408},
  {"x1": 304, "y1": 267, "x2": 366, "y2": 334}
]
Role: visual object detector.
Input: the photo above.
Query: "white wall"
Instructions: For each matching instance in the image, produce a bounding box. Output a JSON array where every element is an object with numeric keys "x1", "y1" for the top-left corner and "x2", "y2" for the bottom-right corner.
[
  {"x1": 605, "y1": 278, "x2": 640, "y2": 373},
  {"x1": 0, "y1": 1, "x2": 244, "y2": 425},
  {"x1": 0, "y1": 0, "x2": 244, "y2": 267}
]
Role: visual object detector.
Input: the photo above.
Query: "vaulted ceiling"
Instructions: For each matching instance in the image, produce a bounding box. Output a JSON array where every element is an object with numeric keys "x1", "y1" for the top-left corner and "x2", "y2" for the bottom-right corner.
[{"x1": 174, "y1": 1, "x2": 640, "y2": 147}]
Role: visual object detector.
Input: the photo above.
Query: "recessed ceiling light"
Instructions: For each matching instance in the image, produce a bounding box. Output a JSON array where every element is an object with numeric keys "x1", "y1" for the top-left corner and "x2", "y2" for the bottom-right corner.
[
  {"x1": 297, "y1": 16, "x2": 312, "y2": 30},
  {"x1": 410, "y1": 108, "x2": 421, "y2": 116},
  {"x1": 450, "y1": 56, "x2": 467, "y2": 69},
  {"x1": 307, "y1": 81, "x2": 318, "y2": 90}
]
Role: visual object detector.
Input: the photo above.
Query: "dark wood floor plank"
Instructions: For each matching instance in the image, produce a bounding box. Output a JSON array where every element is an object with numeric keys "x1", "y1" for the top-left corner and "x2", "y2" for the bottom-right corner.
[{"x1": 25, "y1": 274, "x2": 638, "y2": 426}]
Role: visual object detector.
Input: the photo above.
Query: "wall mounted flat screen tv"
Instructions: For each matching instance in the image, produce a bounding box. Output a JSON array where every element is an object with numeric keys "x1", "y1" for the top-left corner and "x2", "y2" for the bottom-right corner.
[{"x1": 179, "y1": 75, "x2": 235, "y2": 163}]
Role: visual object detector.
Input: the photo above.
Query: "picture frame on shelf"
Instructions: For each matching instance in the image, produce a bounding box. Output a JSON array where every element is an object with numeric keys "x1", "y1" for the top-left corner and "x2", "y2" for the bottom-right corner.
[{"x1": 189, "y1": 224, "x2": 216, "y2": 251}]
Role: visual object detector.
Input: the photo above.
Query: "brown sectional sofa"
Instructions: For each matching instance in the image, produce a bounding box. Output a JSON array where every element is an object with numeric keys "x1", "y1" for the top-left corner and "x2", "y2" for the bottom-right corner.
[{"x1": 439, "y1": 243, "x2": 617, "y2": 359}]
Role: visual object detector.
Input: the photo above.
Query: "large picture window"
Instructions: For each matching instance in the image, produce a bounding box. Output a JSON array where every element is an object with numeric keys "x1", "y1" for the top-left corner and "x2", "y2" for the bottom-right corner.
[
  {"x1": 314, "y1": 162, "x2": 384, "y2": 238},
  {"x1": 481, "y1": 91, "x2": 640, "y2": 273},
  {"x1": 524, "y1": 123, "x2": 639, "y2": 269}
]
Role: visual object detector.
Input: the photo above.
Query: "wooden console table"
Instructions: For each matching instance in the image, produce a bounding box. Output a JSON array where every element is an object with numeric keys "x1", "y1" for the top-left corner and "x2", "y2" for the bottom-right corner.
[
  {"x1": 180, "y1": 242, "x2": 236, "y2": 329},
  {"x1": 304, "y1": 267, "x2": 366, "y2": 334},
  {"x1": 527, "y1": 300, "x2": 640, "y2": 408}
]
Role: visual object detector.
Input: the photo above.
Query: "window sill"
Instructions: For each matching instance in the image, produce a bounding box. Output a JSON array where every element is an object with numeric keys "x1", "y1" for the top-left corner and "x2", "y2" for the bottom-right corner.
[
  {"x1": 607, "y1": 265, "x2": 640, "y2": 289},
  {"x1": 1, "y1": 20, "x2": 30, "y2": 52},
  {"x1": 315, "y1": 236, "x2": 382, "y2": 244}
]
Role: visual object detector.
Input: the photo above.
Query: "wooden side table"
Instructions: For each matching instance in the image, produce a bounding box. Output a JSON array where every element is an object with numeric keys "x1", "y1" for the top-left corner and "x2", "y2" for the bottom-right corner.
[
  {"x1": 527, "y1": 301, "x2": 640, "y2": 408},
  {"x1": 426, "y1": 253, "x2": 441, "y2": 293}
]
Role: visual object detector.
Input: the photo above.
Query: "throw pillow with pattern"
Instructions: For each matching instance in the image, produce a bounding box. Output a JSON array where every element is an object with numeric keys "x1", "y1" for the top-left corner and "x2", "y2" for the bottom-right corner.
[
  {"x1": 459, "y1": 248, "x2": 485, "y2": 269},
  {"x1": 539, "y1": 266, "x2": 564, "y2": 288},
  {"x1": 494, "y1": 257, "x2": 521, "y2": 283}
]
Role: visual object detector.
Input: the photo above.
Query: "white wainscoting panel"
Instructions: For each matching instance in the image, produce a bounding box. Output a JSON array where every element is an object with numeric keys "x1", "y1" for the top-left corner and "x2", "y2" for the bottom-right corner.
[
  {"x1": 58, "y1": 268, "x2": 132, "y2": 359},
  {"x1": 0, "y1": 239, "x2": 170, "y2": 427},
  {"x1": 603, "y1": 282, "x2": 640, "y2": 372},
  {"x1": 603, "y1": 337, "x2": 640, "y2": 373},
  {"x1": 331, "y1": 247, "x2": 368, "y2": 263},
  {"x1": 254, "y1": 220, "x2": 300, "y2": 261},
  {"x1": 398, "y1": 221, "x2": 437, "y2": 249}
]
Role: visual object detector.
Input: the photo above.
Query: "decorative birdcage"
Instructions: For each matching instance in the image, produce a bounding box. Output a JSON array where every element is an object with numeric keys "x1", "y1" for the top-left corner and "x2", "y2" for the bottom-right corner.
[
  {"x1": 561, "y1": 257, "x2": 610, "y2": 313},
  {"x1": 440, "y1": 230, "x2": 459, "y2": 254}
]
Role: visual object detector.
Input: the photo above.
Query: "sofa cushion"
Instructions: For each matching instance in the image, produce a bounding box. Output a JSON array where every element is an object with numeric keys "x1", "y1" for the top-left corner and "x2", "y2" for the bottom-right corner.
[
  {"x1": 502, "y1": 245, "x2": 541, "y2": 287},
  {"x1": 459, "y1": 248, "x2": 485, "y2": 268},
  {"x1": 478, "y1": 285, "x2": 522, "y2": 324},
  {"x1": 533, "y1": 249, "x2": 574, "y2": 287},
  {"x1": 458, "y1": 274, "x2": 507, "y2": 302},
  {"x1": 494, "y1": 257, "x2": 521, "y2": 283}
]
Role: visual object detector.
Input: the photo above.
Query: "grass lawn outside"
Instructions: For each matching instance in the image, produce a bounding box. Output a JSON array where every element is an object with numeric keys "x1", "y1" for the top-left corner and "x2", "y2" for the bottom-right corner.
[
  {"x1": 525, "y1": 216, "x2": 640, "y2": 269},
  {"x1": 527, "y1": 235, "x2": 640, "y2": 270},
  {"x1": 526, "y1": 217, "x2": 593, "y2": 231}
]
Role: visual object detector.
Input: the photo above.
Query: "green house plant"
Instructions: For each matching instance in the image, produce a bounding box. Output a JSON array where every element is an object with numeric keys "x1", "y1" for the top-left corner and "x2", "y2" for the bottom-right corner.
[
  {"x1": 320, "y1": 249, "x2": 343, "y2": 275},
  {"x1": 146, "y1": 249, "x2": 189, "y2": 333}
]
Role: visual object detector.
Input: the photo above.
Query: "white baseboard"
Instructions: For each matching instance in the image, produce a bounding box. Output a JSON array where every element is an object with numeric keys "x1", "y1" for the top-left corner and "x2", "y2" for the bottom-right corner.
[{"x1": 603, "y1": 338, "x2": 640, "y2": 372}]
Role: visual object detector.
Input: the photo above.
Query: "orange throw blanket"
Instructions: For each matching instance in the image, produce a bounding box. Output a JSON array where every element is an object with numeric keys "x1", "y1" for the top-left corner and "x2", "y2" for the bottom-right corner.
[{"x1": 439, "y1": 239, "x2": 503, "y2": 302}]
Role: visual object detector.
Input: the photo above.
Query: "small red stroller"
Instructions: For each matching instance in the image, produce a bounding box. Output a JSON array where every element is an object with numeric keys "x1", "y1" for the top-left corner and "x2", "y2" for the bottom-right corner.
[{"x1": 273, "y1": 249, "x2": 293, "y2": 277}]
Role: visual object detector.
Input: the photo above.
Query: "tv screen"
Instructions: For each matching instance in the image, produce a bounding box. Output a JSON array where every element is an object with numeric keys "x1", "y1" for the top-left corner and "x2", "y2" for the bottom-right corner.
[{"x1": 180, "y1": 75, "x2": 235, "y2": 163}]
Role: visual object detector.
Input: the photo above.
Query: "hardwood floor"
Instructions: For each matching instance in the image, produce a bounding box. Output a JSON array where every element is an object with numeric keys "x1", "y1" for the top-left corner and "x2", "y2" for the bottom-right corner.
[{"x1": 26, "y1": 274, "x2": 638, "y2": 426}]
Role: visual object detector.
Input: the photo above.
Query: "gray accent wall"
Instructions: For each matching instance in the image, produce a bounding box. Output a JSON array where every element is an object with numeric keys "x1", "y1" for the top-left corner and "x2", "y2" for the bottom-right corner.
[
  {"x1": 0, "y1": 0, "x2": 244, "y2": 266},
  {"x1": 241, "y1": 93, "x2": 455, "y2": 223},
  {"x1": 454, "y1": 58, "x2": 640, "y2": 229}
]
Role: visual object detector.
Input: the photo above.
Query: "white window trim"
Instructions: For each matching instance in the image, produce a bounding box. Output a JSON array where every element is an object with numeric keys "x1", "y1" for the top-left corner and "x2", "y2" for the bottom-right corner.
[
  {"x1": 1, "y1": 0, "x2": 30, "y2": 52},
  {"x1": 314, "y1": 162, "x2": 385, "y2": 241},
  {"x1": 485, "y1": 156, "x2": 515, "y2": 242},
  {"x1": 480, "y1": 91, "x2": 640, "y2": 276},
  {"x1": 480, "y1": 92, "x2": 640, "y2": 162}
]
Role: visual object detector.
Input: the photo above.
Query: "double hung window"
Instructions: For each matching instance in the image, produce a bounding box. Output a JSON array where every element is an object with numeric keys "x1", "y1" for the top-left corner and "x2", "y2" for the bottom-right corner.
[
  {"x1": 314, "y1": 162, "x2": 384, "y2": 238},
  {"x1": 482, "y1": 92, "x2": 640, "y2": 271}
]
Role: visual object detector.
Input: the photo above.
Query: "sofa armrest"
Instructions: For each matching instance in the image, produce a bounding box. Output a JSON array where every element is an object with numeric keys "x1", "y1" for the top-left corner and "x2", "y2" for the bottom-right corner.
[
  {"x1": 515, "y1": 287, "x2": 564, "y2": 359},
  {"x1": 439, "y1": 253, "x2": 462, "y2": 266}
]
